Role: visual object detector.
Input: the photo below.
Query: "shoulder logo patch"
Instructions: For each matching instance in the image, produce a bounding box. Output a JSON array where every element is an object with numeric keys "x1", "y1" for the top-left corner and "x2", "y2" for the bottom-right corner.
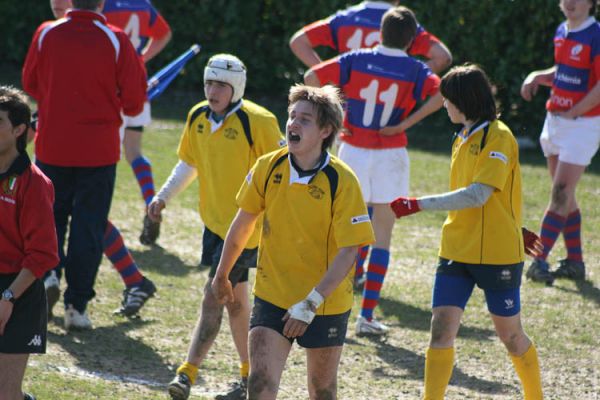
[
  {"x1": 489, "y1": 151, "x2": 508, "y2": 164},
  {"x1": 2, "y1": 175, "x2": 17, "y2": 195},
  {"x1": 351, "y1": 214, "x2": 370, "y2": 224}
]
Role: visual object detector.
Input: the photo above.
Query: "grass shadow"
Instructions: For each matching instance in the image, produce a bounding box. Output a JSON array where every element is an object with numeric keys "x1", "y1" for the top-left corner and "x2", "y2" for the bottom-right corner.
[
  {"x1": 377, "y1": 297, "x2": 496, "y2": 342},
  {"x1": 553, "y1": 279, "x2": 600, "y2": 307},
  {"x1": 130, "y1": 245, "x2": 196, "y2": 277},
  {"x1": 364, "y1": 338, "x2": 515, "y2": 396},
  {"x1": 48, "y1": 318, "x2": 172, "y2": 389}
]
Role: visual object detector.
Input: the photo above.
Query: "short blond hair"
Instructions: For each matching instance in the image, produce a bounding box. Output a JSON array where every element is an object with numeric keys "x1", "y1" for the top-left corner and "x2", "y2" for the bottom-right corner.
[{"x1": 288, "y1": 84, "x2": 344, "y2": 150}]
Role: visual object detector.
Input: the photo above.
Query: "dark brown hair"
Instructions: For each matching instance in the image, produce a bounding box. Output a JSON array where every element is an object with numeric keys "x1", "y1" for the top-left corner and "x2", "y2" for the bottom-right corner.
[
  {"x1": 381, "y1": 6, "x2": 417, "y2": 50},
  {"x1": 0, "y1": 86, "x2": 31, "y2": 153},
  {"x1": 440, "y1": 64, "x2": 498, "y2": 122}
]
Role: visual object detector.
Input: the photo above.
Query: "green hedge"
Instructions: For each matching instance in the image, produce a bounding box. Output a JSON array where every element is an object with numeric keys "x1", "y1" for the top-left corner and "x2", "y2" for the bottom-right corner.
[{"x1": 3, "y1": 0, "x2": 570, "y2": 135}]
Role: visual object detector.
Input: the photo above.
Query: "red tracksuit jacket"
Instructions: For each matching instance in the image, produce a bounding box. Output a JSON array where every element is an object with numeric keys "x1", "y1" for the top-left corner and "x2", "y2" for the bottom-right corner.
[
  {"x1": 0, "y1": 153, "x2": 59, "y2": 278},
  {"x1": 22, "y1": 10, "x2": 147, "y2": 167}
]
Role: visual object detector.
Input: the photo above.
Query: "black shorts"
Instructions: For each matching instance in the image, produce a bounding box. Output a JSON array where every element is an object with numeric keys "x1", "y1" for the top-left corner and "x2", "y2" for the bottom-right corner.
[
  {"x1": 435, "y1": 258, "x2": 523, "y2": 290},
  {"x1": 204, "y1": 227, "x2": 256, "y2": 286},
  {"x1": 0, "y1": 274, "x2": 47, "y2": 354},
  {"x1": 250, "y1": 297, "x2": 350, "y2": 348}
]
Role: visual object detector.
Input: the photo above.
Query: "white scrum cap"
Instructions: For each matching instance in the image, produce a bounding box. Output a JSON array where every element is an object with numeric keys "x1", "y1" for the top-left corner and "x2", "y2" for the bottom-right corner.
[{"x1": 204, "y1": 53, "x2": 247, "y2": 103}]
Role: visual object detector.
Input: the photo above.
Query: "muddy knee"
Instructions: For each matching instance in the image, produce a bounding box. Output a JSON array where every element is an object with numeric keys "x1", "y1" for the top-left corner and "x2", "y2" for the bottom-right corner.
[
  {"x1": 551, "y1": 182, "x2": 567, "y2": 209},
  {"x1": 248, "y1": 369, "x2": 277, "y2": 399}
]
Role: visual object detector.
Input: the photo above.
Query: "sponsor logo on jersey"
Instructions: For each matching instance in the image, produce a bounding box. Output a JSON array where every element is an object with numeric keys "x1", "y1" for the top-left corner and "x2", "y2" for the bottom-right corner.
[
  {"x1": 224, "y1": 128, "x2": 238, "y2": 140},
  {"x1": 550, "y1": 93, "x2": 574, "y2": 108},
  {"x1": 351, "y1": 214, "x2": 370, "y2": 224},
  {"x1": 570, "y1": 44, "x2": 583, "y2": 60},
  {"x1": 308, "y1": 185, "x2": 325, "y2": 199},
  {"x1": 489, "y1": 151, "x2": 508, "y2": 164},
  {"x1": 556, "y1": 73, "x2": 582, "y2": 86},
  {"x1": 28, "y1": 335, "x2": 42, "y2": 347}
]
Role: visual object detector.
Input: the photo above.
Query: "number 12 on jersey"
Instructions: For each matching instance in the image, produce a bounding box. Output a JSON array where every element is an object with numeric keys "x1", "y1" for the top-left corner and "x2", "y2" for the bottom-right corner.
[{"x1": 359, "y1": 80, "x2": 398, "y2": 127}]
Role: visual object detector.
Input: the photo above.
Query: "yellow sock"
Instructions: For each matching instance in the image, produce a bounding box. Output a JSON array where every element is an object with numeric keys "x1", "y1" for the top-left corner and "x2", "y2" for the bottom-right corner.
[
  {"x1": 176, "y1": 362, "x2": 199, "y2": 385},
  {"x1": 423, "y1": 347, "x2": 454, "y2": 400},
  {"x1": 511, "y1": 344, "x2": 543, "y2": 400},
  {"x1": 240, "y1": 361, "x2": 250, "y2": 379}
]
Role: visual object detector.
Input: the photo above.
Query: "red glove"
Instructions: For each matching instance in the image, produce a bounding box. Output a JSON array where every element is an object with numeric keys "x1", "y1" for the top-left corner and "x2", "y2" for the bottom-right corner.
[
  {"x1": 390, "y1": 197, "x2": 420, "y2": 218},
  {"x1": 522, "y1": 227, "x2": 543, "y2": 257}
]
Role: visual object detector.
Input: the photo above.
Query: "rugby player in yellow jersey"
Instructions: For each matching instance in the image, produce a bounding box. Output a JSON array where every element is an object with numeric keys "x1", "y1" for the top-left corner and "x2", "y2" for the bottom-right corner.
[
  {"x1": 212, "y1": 84, "x2": 375, "y2": 400},
  {"x1": 147, "y1": 54, "x2": 284, "y2": 400},
  {"x1": 390, "y1": 65, "x2": 543, "y2": 400}
]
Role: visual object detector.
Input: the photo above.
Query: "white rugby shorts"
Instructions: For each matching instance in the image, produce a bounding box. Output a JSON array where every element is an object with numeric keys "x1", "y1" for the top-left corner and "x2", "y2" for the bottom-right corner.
[
  {"x1": 540, "y1": 112, "x2": 600, "y2": 166},
  {"x1": 338, "y1": 142, "x2": 409, "y2": 203}
]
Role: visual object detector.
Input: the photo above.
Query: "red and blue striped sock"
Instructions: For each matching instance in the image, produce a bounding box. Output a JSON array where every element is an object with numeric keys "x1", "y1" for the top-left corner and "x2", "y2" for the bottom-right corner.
[
  {"x1": 131, "y1": 156, "x2": 155, "y2": 206},
  {"x1": 360, "y1": 247, "x2": 390, "y2": 321},
  {"x1": 539, "y1": 210, "x2": 566, "y2": 261},
  {"x1": 563, "y1": 209, "x2": 582, "y2": 262},
  {"x1": 104, "y1": 220, "x2": 144, "y2": 288},
  {"x1": 355, "y1": 206, "x2": 373, "y2": 279}
]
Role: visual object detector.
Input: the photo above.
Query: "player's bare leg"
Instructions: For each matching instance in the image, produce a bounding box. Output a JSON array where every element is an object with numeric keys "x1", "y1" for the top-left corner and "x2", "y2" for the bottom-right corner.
[
  {"x1": 491, "y1": 313, "x2": 543, "y2": 399},
  {"x1": 0, "y1": 353, "x2": 29, "y2": 400},
  {"x1": 306, "y1": 346, "x2": 343, "y2": 399},
  {"x1": 247, "y1": 327, "x2": 291, "y2": 400},
  {"x1": 423, "y1": 306, "x2": 462, "y2": 399},
  {"x1": 185, "y1": 279, "x2": 227, "y2": 366}
]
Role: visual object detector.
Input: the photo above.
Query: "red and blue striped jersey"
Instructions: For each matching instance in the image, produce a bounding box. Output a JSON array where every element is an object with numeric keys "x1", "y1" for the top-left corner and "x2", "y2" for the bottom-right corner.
[
  {"x1": 313, "y1": 45, "x2": 440, "y2": 149},
  {"x1": 304, "y1": 1, "x2": 440, "y2": 58},
  {"x1": 549, "y1": 17, "x2": 600, "y2": 116},
  {"x1": 103, "y1": 0, "x2": 170, "y2": 55}
]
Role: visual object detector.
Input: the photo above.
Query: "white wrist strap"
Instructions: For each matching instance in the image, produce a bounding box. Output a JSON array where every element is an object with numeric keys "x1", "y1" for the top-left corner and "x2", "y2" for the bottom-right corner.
[{"x1": 306, "y1": 288, "x2": 324, "y2": 309}]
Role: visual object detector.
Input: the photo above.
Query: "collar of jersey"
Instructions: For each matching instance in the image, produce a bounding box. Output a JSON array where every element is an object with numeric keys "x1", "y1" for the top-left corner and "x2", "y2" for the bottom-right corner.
[
  {"x1": 375, "y1": 45, "x2": 408, "y2": 58},
  {"x1": 0, "y1": 152, "x2": 30, "y2": 181},
  {"x1": 567, "y1": 16, "x2": 596, "y2": 33},
  {"x1": 207, "y1": 100, "x2": 243, "y2": 133},
  {"x1": 457, "y1": 121, "x2": 490, "y2": 144},
  {"x1": 65, "y1": 9, "x2": 107, "y2": 23},
  {"x1": 363, "y1": 1, "x2": 393, "y2": 9},
  {"x1": 288, "y1": 152, "x2": 331, "y2": 185}
]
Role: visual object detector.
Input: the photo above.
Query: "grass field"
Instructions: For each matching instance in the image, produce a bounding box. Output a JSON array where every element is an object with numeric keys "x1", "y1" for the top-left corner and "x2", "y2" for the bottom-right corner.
[{"x1": 19, "y1": 95, "x2": 600, "y2": 400}]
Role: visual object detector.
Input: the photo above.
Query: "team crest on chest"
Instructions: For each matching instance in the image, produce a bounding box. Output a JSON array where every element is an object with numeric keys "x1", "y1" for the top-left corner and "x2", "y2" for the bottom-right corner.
[
  {"x1": 469, "y1": 143, "x2": 479, "y2": 155},
  {"x1": 273, "y1": 173, "x2": 282, "y2": 184},
  {"x1": 224, "y1": 128, "x2": 238, "y2": 140},
  {"x1": 2, "y1": 175, "x2": 17, "y2": 195},
  {"x1": 308, "y1": 185, "x2": 325, "y2": 200},
  {"x1": 196, "y1": 123, "x2": 204, "y2": 134}
]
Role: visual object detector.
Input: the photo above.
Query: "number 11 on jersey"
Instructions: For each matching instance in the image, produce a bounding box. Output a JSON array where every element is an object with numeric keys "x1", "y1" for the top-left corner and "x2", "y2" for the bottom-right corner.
[{"x1": 359, "y1": 80, "x2": 398, "y2": 127}]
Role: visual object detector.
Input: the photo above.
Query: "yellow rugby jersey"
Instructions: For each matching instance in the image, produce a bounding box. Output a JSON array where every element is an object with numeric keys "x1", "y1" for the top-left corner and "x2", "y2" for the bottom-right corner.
[
  {"x1": 439, "y1": 120, "x2": 525, "y2": 265},
  {"x1": 177, "y1": 99, "x2": 283, "y2": 248},
  {"x1": 237, "y1": 148, "x2": 375, "y2": 315}
]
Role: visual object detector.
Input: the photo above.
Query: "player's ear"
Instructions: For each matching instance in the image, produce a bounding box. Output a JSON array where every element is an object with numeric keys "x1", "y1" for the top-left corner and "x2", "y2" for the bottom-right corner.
[{"x1": 13, "y1": 123, "x2": 27, "y2": 138}]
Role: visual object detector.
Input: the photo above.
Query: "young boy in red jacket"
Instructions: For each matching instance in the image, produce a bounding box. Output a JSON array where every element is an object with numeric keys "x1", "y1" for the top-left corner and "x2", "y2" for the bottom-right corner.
[{"x1": 0, "y1": 86, "x2": 59, "y2": 400}]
